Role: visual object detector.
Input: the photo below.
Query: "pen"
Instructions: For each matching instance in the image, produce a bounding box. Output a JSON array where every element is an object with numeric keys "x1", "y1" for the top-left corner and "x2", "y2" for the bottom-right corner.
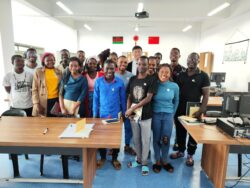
[{"x1": 43, "y1": 128, "x2": 49, "y2": 135}]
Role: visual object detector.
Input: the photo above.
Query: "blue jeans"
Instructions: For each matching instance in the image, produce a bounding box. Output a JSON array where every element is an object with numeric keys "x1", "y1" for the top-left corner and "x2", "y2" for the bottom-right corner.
[
  {"x1": 152, "y1": 112, "x2": 173, "y2": 163},
  {"x1": 124, "y1": 118, "x2": 133, "y2": 145}
]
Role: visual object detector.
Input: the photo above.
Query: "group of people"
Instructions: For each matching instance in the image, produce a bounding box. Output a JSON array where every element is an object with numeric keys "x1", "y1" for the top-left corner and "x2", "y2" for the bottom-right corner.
[{"x1": 2, "y1": 45, "x2": 210, "y2": 176}]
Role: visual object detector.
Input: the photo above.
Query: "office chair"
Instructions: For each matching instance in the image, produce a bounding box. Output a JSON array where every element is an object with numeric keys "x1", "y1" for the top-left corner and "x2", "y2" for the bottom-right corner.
[{"x1": 1, "y1": 109, "x2": 28, "y2": 177}]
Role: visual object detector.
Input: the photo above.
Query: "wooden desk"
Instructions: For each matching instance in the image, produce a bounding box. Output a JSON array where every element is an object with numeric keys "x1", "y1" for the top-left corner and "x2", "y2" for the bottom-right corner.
[
  {"x1": 180, "y1": 120, "x2": 250, "y2": 188},
  {"x1": 0, "y1": 117, "x2": 122, "y2": 188}
]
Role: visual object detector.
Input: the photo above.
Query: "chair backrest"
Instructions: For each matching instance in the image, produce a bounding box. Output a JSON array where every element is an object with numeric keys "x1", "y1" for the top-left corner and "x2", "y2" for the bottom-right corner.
[{"x1": 1, "y1": 109, "x2": 27, "y2": 117}]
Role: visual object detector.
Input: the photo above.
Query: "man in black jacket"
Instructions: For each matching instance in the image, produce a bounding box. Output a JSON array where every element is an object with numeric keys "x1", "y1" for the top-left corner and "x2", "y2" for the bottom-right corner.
[{"x1": 127, "y1": 45, "x2": 142, "y2": 75}]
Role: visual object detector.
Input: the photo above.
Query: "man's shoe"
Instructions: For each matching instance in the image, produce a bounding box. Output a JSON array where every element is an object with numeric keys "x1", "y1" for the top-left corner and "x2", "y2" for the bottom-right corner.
[
  {"x1": 97, "y1": 159, "x2": 106, "y2": 169},
  {"x1": 170, "y1": 151, "x2": 184, "y2": 159},
  {"x1": 186, "y1": 155, "x2": 194, "y2": 167}
]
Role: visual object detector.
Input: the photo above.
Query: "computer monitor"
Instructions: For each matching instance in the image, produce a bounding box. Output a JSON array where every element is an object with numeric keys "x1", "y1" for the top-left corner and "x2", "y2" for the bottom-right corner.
[
  {"x1": 222, "y1": 92, "x2": 250, "y2": 117},
  {"x1": 222, "y1": 92, "x2": 241, "y2": 117},
  {"x1": 210, "y1": 72, "x2": 226, "y2": 88},
  {"x1": 239, "y1": 94, "x2": 250, "y2": 117}
]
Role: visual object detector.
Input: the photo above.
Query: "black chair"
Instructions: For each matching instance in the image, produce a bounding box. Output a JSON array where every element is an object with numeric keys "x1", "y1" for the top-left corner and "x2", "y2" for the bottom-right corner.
[{"x1": 1, "y1": 109, "x2": 28, "y2": 177}]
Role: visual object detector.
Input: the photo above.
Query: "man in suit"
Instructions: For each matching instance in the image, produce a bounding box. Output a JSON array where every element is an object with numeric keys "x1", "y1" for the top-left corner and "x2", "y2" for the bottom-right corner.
[{"x1": 127, "y1": 45, "x2": 142, "y2": 75}]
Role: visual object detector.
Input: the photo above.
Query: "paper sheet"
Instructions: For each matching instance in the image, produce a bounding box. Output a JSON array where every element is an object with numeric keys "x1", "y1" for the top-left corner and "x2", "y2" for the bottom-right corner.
[{"x1": 59, "y1": 123, "x2": 95, "y2": 138}]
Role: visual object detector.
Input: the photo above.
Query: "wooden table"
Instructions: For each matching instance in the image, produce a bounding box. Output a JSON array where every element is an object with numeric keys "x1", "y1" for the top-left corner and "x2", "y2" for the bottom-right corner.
[
  {"x1": 0, "y1": 117, "x2": 122, "y2": 188},
  {"x1": 179, "y1": 119, "x2": 250, "y2": 188}
]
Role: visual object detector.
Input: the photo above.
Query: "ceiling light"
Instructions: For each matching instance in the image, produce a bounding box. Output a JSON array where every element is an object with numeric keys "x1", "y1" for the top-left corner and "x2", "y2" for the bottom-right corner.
[
  {"x1": 56, "y1": 1, "x2": 73, "y2": 15},
  {"x1": 135, "y1": 26, "x2": 139, "y2": 32},
  {"x1": 182, "y1": 25, "x2": 192, "y2": 32},
  {"x1": 84, "y1": 24, "x2": 92, "y2": 31},
  {"x1": 137, "y1": 2, "x2": 144, "y2": 12},
  {"x1": 207, "y1": 2, "x2": 230, "y2": 16}
]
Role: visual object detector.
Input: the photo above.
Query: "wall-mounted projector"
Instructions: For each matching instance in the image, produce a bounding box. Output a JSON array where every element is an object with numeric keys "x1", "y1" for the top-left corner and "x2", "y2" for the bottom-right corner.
[{"x1": 135, "y1": 11, "x2": 149, "y2": 19}]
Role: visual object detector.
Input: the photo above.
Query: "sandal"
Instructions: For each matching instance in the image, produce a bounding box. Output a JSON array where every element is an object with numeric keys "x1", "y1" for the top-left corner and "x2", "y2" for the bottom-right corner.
[
  {"x1": 97, "y1": 159, "x2": 106, "y2": 169},
  {"x1": 142, "y1": 165, "x2": 149, "y2": 176},
  {"x1": 170, "y1": 151, "x2": 184, "y2": 159},
  {"x1": 124, "y1": 146, "x2": 136, "y2": 156},
  {"x1": 152, "y1": 164, "x2": 162, "y2": 173},
  {"x1": 162, "y1": 163, "x2": 174, "y2": 173},
  {"x1": 186, "y1": 155, "x2": 194, "y2": 167},
  {"x1": 127, "y1": 160, "x2": 141, "y2": 168},
  {"x1": 112, "y1": 160, "x2": 121, "y2": 170}
]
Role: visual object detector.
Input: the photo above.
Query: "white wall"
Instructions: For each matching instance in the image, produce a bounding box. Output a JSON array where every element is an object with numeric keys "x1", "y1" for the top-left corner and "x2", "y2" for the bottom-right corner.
[
  {"x1": 78, "y1": 30, "x2": 201, "y2": 66},
  {"x1": 200, "y1": 10, "x2": 250, "y2": 91},
  {"x1": 11, "y1": 0, "x2": 77, "y2": 55}
]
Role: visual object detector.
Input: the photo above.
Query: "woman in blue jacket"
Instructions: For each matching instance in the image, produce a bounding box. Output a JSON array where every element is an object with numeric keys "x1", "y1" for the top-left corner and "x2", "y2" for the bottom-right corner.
[
  {"x1": 59, "y1": 57, "x2": 88, "y2": 117},
  {"x1": 152, "y1": 63, "x2": 179, "y2": 173}
]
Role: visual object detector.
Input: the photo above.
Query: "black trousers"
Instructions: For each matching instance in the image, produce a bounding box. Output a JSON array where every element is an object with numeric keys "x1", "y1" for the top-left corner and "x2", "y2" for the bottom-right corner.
[
  {"x1": 99, "y1": 149, "x2": 119, "y2": 161},
  {"x1": 175, "y1": 104, "x2": 197, "y2": 156},
  {"x1": 47, "y1": 98, "x2": 59, "y2": 117}
]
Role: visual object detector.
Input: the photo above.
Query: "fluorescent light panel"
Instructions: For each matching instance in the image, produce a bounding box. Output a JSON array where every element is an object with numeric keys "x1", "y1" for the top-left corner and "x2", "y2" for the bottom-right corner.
[
  {"x1": 137, "y1": 2, "x2": 144, "y2": 12},
  {"x1": 207, "y1": 2, "x2": 230, "y2": 16},
  {"x1": 182, "y1": 25, "x2": 192, "y2": 32},
  {"x1": 135, "y1": 26, "x2": 139, "y2": 32},
  {"x1": 84, "y1": 24, "x2": 92, "y2": 31},
  {"x1": 56, "y1": 1, "x2": 73, "y2": 15}
]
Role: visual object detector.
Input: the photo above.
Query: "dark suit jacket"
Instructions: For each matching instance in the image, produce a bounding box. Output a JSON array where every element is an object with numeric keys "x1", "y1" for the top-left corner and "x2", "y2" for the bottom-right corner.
[{"x1": 127, "y1": 61, "x2": 133, "y2": 72}]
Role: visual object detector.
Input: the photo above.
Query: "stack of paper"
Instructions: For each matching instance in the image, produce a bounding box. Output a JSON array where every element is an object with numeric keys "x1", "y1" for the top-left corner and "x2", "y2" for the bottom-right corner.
[
  {"x1": 178, "y1": 115, "x2": 198, "y2": 123},
  {"x1": 178, "y1": 116, "x2": 204, "y2": 126},
  {"x1": 59, "y1": 123, "x2": 95, "y2": 138},
  {"x1": 131, "y1": 103, "x2": 142, "y2": 122}
]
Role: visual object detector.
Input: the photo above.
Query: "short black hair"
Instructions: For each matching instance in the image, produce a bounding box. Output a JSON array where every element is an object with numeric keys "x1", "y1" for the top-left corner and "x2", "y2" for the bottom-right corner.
[
  {"x1": 77, "y1": 50, "x2": 85, "y2": 54},
  {"x1": 118, "y1": 55, "x2": 127, "y2": 59},
  {"x1": 171, "y1": 48, "x2": 180, "y2": 53},
  {"x1": 24, "y1": 48, "x2": 37, "y2": 58},
  {"x1": 104, "y1": 59, "x2": 116, "y2": 69},
  {"x1": 11, "y1": 55, "x2": 23, "y2": 64},
  {"x1": 69, "y1": 56, "x2": 81, "y2": 66},
  {"x1": 149, "y1": 56, "x2": 156, "y2": 60},
  {"x1": 132, "y1": 45, "x2": 142, "y2": 51},
  {"x1": 154, "y1": 52, "x2": 162, "y2": 58},
  {"x1": 110, "y1": 52, "x2": 118, "y2": 57},
  {"x1": 139, "y1": 55, "x2": 149, "y2": 62}
]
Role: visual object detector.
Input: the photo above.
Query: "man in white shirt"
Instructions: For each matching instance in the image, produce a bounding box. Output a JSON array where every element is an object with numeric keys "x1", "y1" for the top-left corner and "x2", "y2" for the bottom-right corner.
[
  {"x1": 3, "y1": 55, "x2": 33, "y2": 116},
  {"x1": 24, "y1": 48, "x2": 40, "y2": 75},
  {"x1": 127, "y1": 45, "x2": 142, "y2": 75}
]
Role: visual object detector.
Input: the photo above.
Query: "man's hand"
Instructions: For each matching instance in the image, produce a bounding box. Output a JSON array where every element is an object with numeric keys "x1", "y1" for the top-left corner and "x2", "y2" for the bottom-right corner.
[
  {"x1": 36, "y1": 104, "x2": 45, "y2": 115},
  {"x1": 125, "y1": 108, "x2": 134, "y2": 118},
  {"x1": 192, "y1": 110, "x2": 203, "y2": 120}
]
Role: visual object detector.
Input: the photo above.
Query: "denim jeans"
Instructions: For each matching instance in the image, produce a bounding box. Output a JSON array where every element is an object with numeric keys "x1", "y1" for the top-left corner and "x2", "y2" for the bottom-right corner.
[{"x1": 152, "y1": 112, "x2": 173, "y2": 163}]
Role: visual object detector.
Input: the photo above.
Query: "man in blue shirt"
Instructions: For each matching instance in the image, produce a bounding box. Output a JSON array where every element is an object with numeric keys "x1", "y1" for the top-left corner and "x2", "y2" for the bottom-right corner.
[{"x1": 93, "y1": 59, "x2": 126, "y2": 170}]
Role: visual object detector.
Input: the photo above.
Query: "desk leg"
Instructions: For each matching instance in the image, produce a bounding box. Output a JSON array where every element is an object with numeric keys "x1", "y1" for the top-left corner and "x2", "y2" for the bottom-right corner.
[
  {"x1": 83, "y1": 148, "x2": 97, "y2": 188},
  {"x1": 201, "y1": 144, "x2": 229, "y2": 188}
]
